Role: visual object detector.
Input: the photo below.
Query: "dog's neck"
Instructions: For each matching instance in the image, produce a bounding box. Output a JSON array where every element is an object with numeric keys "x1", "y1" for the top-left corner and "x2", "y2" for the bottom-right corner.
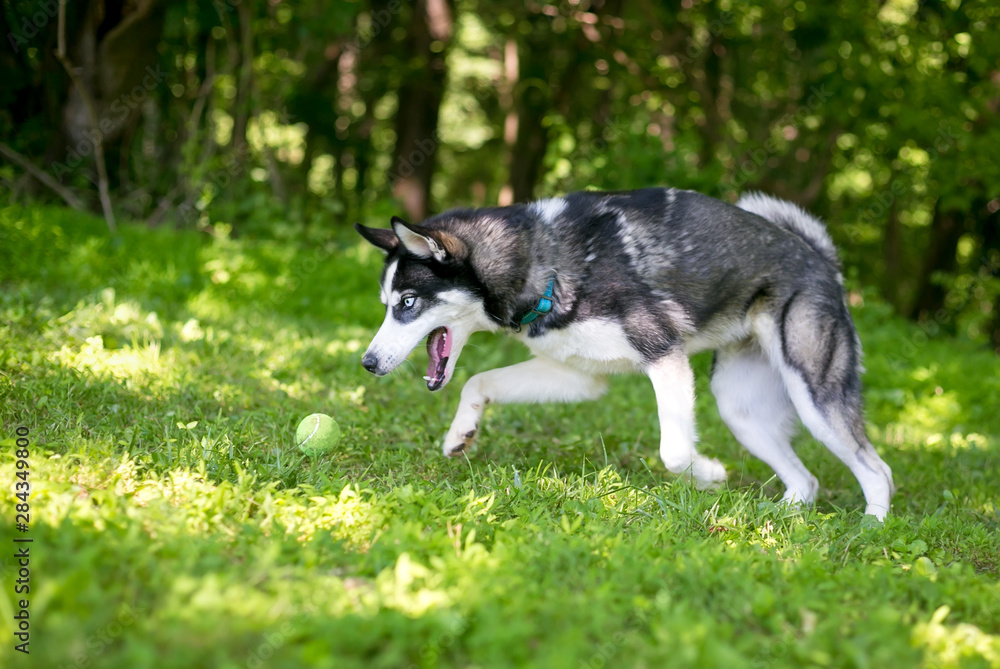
[
  {"x1": 443, "y1": 204, "x2": 569, "y2": 331},
  {"x1": 518, "y1": 274, "x2": 556, "y2": 326},
  {"x1": 506, "y1": 210, "x2": 567, "y2": 331}
]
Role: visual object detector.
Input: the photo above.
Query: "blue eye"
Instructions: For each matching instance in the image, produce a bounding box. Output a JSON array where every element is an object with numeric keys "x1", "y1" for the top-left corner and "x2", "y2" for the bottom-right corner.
[{"x1": 402, "y1": 296, "x2": 416, "y2": 309}]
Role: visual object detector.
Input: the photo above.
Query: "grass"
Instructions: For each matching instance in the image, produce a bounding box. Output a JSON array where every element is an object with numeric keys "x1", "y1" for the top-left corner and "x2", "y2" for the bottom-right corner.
[{"x1": 0, "y1": 204, "x2": 998, "y2": 669}]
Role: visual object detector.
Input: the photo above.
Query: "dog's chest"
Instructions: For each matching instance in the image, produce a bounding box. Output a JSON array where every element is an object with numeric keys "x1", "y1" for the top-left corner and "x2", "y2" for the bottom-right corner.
[{"x1": 520, "y1": 319, "x2": 643, "y2": 374}]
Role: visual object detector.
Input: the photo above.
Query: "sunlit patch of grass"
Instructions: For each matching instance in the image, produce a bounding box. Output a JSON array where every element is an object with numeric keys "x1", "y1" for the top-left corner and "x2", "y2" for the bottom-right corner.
[
  {"x1": 896, "y1": 391, "x2": 966, "y2": 435},
  {"x1": 53, "y1": 336, "x2": 173, "y2": 387},
  {"x1": 913, "y1": 606, "x2": 1000, "y2": 668}
]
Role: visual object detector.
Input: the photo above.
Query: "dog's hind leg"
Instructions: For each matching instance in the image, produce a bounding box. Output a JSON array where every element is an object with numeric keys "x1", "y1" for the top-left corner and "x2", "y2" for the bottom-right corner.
[
  {"x1": 711, "y1": 343, "x2": 819, "y2": 506},
  {"x1": 757, "y1": 292, "x2": 894, "y2": 519},
  {"x1": 646, "y1": 349, "x2": 727, "y2": 490},
  {"x1": 441, "y1": 356, "x2": 608, "y2": 457},
  {"x1": 780, "y1": 372, "x2": 893, "y2": 519}
]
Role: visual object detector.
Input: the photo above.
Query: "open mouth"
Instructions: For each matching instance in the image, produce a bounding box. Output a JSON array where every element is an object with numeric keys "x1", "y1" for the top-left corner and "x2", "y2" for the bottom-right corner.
[{"x1": 423, "y1": 326, "x2": 452, "y2": 391}]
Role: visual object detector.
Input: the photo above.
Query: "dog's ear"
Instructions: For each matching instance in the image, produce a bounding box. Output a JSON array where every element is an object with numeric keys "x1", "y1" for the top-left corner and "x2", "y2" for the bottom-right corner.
[
  {"x1": 391, "y1": 216, "x2": 467, "y2": 264},
  {"x1": 354, "y1": 222, "x2": 399, "y2": 253}
]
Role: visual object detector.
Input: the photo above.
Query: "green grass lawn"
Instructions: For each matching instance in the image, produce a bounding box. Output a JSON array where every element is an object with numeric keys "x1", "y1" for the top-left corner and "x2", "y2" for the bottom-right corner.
[{"x1": 1, "y1": 205, "x2": 998, "y2": 669}]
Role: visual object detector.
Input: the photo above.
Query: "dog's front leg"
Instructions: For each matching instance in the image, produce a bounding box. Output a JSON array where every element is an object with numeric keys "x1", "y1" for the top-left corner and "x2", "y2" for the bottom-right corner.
[
  {"x1": 442, "y1": 356, "x2": 608, "y2": 456},
  {"x1": 646, "y1": 350, "x2": 727, "y2": 489}
]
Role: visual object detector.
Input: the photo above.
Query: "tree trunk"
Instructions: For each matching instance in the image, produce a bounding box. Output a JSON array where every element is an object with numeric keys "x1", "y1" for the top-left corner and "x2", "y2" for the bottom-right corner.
[
  {"x1": 881, "y1": 197, "x2": 902, "y2": 309},
  {"x1": 390, "y1": 0, "x2": 454, "y2": 221},
  {"x1": 507, "y1": 84, "x2": 550, "y2": 204},
  {"x1": 231, "y1": 1, "x2": 254, "y2": 155},
  {"x1": 59, "y1": 0, "x2": 165, "y2": 154},
  {"x1": 505, "y1": 19, "x2": 567, "y2": 204},
  {"x1": 504, "y1": 1, "x2": 618, "y2": 204},
  {"x1": 355, "y1": 101, "x2": 376, "y2": 203},
  {"x1": 693, "y1": 35, "x2": 723, "y2": 170},
  {"x1": 909, "y1": 203, "x2": 966, "y2": 319},
  {"x1": 54, "y1": 0, "x2": 165, "y2": 223},
  {"x1": 977, "y1": 204, "x2": 1000, "y2": 353}
]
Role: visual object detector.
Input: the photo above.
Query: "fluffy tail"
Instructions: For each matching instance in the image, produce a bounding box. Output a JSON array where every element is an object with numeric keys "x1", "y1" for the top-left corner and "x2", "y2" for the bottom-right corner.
[{"x1": 736, "y1": 192, "x2": 840, "y2": 268}]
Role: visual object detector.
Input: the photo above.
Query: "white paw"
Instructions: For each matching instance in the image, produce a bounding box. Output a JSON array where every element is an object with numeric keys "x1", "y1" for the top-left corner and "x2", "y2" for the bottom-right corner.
[
  {"x1": 864, "y1": 503, "x2": 889, "y2": 521},
  {"x1": 780, "y1": 476, "x2": 819, "y2": 507},
  {"x1": 442, "y1": 422, "x2": 479, "y2": 457},
  {"x1": 691, "y1": 456, "x2": 727, "y2": 490},
  {"x1": 780, "y1": 491, "x2": 810, "y2": 508}
]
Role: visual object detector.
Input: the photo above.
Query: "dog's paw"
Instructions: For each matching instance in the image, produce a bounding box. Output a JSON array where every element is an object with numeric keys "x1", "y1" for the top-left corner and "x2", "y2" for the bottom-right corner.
[
  {"x1": 864, "y1": 503, "x2": 889, "y2": 522},
  {"x1": 442, "y1": 424, "x2": 478, "y2": 457},
  {"x1": 691, "y1": 456, "x2": 727, "y2": 490},
  {"x1": 780, "y1": 475, "x2": 819, "y2": 507}
]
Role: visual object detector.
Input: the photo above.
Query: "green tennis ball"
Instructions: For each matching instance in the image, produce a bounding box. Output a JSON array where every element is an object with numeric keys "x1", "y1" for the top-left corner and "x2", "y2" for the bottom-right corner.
[{"x1": 295, "y1": 413, "x2": 340, "y2": 456}]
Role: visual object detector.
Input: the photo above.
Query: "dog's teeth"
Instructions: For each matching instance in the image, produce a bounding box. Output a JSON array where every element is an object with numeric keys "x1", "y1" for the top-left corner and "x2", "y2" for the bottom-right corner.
[{"x1": 423, "y1": 376, "x2": 432, "y2": 381}]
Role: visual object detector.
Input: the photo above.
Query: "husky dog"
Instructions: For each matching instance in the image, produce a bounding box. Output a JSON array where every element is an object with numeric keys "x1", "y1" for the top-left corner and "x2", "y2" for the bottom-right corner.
[{"x1": 355, "y1": 188, "x2": 894, "y2": 518}]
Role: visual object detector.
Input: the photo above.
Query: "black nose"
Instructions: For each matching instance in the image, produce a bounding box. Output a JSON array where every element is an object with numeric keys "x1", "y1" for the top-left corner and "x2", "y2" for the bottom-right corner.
[{"x1": 361, "y1": 352, "x2": 379, "y2": 374}]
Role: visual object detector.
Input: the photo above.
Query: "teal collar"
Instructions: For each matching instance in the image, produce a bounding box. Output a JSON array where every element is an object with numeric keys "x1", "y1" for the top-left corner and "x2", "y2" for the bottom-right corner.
[{"x1": 520, "y1": 275, "x2": 555, "y2": 325}]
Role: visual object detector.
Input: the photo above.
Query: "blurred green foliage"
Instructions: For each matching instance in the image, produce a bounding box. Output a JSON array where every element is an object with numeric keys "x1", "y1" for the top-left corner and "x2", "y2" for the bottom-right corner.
[{"x1": 1, "y1": 0, "x2": 998, "y2": 346}]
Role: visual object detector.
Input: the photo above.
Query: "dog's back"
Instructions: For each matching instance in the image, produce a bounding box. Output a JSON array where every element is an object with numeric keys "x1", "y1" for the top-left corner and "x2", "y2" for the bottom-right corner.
[{"x1": 513, "y1": 188, "x2": 847, "y2": 359}]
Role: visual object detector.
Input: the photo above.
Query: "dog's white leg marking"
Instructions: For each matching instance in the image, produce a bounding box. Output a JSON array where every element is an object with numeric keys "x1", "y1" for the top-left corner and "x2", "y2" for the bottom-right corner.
[
  {"x1": 779, "y1": 371, "x2": 893, "y2": 519},
  {"x1": 712, "y1": 345, "x2": 818, "y2": 506},
  {"x1": 442, "y1": 356, "x2": 608, "y2": 456},
  {"x1": 646, "y1": 350, "x2": 726, "y2": 489},
  {"x1": 755, "y1": 317, "x2": 893, "y2": 519}
]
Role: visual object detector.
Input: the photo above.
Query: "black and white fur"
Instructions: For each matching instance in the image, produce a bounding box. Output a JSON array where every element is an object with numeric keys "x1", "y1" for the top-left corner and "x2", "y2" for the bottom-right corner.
[{"x1": 355, "y1": 188, "x2": 894, "y2": 518}]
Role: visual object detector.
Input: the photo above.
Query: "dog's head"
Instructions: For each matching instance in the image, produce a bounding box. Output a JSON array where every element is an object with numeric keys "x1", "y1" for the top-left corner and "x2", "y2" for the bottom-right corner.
[{"x1": 355, "y1": 216, "x2": 494, "y2": 391}]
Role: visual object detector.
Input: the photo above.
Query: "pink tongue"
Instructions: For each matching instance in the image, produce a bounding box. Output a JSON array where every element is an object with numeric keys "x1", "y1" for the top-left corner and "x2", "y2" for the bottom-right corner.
[
  {"x1": 426, "y1": 343, "x2": 438, "y2": 378},
  {"x1": 426, "y1": 328, "x2": 451, "y2": 378}
]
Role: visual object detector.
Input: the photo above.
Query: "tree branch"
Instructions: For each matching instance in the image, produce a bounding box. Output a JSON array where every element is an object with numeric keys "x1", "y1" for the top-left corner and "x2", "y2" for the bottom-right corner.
[{"x1": 0, "y1": 142, "x2": 86, "y2": 210}]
